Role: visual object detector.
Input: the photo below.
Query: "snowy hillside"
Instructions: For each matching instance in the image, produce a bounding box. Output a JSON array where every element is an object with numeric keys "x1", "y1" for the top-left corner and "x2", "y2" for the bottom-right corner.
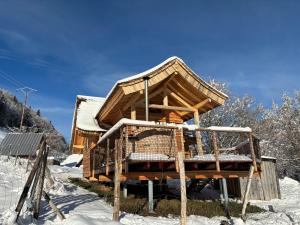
[
  {"x1": 0, "y1": 156, "x2": 299, "y2": 225},
  {"x1": 0, "y1": 128, "x2": 7, "y2": 143}
]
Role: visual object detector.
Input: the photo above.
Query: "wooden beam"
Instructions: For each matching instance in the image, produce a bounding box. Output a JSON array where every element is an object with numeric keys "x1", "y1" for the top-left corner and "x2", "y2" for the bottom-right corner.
[
  {"x1": 99, "y1": 170, "x2": 260, "y2": 181},
  {"x1": 193, "y1": 98, "x2": 211, "y2": 110},
  {"x1": 149, "y1": 104, "x2": 195, "y2": 112},
  {"x1": 168, "y1": 90, "x2": 192, "y2": 108},
  {"x1": 181, "y1": 98, "x2": 211, "y2": 117}
]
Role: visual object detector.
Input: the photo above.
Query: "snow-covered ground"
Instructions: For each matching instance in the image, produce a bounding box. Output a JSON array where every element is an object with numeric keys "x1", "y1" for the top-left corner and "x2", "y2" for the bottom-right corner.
[{"x1": 0, "y1": 156, "x2": 299, "y2": 225}]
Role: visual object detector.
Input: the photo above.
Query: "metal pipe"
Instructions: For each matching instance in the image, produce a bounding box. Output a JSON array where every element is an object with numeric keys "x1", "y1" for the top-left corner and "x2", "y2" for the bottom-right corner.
[{"x1": 143, "y1": 77, "x2": 149, "y2": 121}]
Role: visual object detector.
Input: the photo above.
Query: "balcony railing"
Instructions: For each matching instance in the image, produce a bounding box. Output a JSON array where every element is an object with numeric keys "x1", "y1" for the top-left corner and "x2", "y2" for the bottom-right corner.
[{"x1": 92, "y1": 119, "x2": 260, "y2": 176}]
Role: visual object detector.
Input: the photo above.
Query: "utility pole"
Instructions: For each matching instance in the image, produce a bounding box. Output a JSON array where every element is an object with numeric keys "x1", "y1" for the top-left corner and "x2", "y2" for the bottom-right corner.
[{"x1": 17, "y1": 87, "x2": 37, "y2": 130}]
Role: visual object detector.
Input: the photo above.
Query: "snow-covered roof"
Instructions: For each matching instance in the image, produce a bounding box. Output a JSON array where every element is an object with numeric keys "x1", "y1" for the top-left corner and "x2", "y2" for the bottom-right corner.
[
  {"x1": 76, "y1": 95, "x2": 106, "y2": 132},
  {"x1": 107, "y1": 56, "x2": 228, "y2": 98},
  {"x1": 97, "y1": 56, "x2": 229, "y2": 121}
]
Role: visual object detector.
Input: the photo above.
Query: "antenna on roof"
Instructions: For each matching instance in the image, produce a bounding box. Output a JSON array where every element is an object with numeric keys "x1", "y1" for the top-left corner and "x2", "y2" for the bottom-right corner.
[{"x1": 16, "y1": 87, "x2": 37, "y2": 130}]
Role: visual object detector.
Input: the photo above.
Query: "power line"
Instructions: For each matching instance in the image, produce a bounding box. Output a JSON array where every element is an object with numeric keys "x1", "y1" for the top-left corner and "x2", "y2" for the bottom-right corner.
[
  {"x1": 0, "y1": 70, "x2": 26, "y2": 88},
  {"x1": 16, "y1": 87, "x2": 38, "y2": 130}
]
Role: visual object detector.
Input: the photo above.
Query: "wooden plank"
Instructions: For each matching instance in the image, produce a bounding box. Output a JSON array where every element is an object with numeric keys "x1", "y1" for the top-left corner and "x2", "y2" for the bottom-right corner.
[{"x1": 99, "y1": 170, "x2": 258, "y2": 181}]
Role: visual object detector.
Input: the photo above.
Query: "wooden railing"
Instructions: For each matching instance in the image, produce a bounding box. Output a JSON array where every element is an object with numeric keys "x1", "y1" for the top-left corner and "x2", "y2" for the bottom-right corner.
[{"x1": 92, "y1": 123, "x2": 260, "y2": 176}]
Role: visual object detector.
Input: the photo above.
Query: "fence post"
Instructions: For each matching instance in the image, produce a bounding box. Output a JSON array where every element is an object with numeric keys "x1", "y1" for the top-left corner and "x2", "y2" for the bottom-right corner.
[{"x1": 33, "y1": 144, "x2": 49, "y2": 219}]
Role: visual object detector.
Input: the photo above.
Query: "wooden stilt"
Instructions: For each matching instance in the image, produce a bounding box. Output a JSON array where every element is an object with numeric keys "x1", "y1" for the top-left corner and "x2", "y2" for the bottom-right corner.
[
  {"x1": 219, "y1": 179, "x2": 224, "y2": 204},
  {"x1": 178, "y1": 151, "x2": 187, "y2": 225},
  {"x1": 113, "y1": 139, "x2": 120, "y2": 221},
  {"x1": 113, "y1": 129, "x2": 123, "y2": 221},
  {"x1": 106, "y1": 139, "x2": 110, "y2": 176},
  {"x1": 222, "y1": 178, "x2": 230, "y2": 219},
  {"x1": 241, "y1": 165, "x2": 255, "y2": 221},
  {"x1": 148, "y1": 180, "x2": 154, "y2": 213}
]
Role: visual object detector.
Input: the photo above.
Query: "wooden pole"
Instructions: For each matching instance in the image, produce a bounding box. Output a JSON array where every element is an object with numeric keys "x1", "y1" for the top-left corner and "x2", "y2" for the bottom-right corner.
[
  {"x1": 15, "y1": 142, "x2": 45, "y2": 220},
  {"x1": 33, "y1": 145, "x2": 49, "y2": 219},
  {"x1": 113, "y1": 139, "x2": 120, "y2": 221},
  {"x1": 42, "y1": 191, "x2": 65, "y2": 220},
  {"x1": 178, "y1": 150, "x2": 187, "y2": 225},
  {"x1": 241, "y1": 165, "x2": 255, "y2": 221},
  {"x1": 106, "y1": 139, "x2": 110, "y2": 176},
  {"x1": 212, "y1": 131, "x2": 220, "y2": 172},
  {"x1": 113, "y1": 130, "x2": 123, "y2": 221},
  {"x1": 92, "y1": 149, "x2": 96, "y2": 178},
  {"x1": 194, "y1": 110, "x2": 204, "y2": 156},
  {"x1": 248, "y1": 133, "x2": 258, "y2": 172}
]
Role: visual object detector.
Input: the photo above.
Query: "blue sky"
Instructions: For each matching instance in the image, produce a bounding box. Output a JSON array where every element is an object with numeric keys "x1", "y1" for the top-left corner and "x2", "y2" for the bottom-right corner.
[{"x1": 0, "y1": 1, "x2": 300, "y2": 141}]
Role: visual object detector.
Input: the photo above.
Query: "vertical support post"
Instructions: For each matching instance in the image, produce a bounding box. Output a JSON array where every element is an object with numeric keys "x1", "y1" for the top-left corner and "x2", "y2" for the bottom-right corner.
[
  {"x1": 106, "y1": 139, "x2": 110, "y2": 176},
  {"x1": 92, "y1": 149, "x2": 96, "y2": 178},
  {"x1": 248, "y1": 133, "x2": 258, "y2": 172},
  {"x1": 178, "y1": 151, "x2": 187, "y2": 225},
  {"x1": 241, "y1": 165, "x2": 255, "y2": 221},
  {"x1": 222, "y1": 178, "x2": 230, "y2": 218},
  {"x1": 113, "y1": 139, "x2": 120, "y2": 221},
  {"x1": 219, "y1": 179, "x2": 224, "y2": 204},
  {"x1": 148, "y1": 180, "x2": 154, "y2": 213},
  {"x1": 113, "y1": 129, "x2": 124, "y2": 221},
  {"x1": 144, "y1": 77, "x2": 150, "y2": 121},
  {"x1": 163, "y1": 90, "x2": 169, "y2": 122},
  {"x1": 212, "y1": 131, "x2": 220, "y2": 172},
  {"x1": 194, "y1": 110, "x2": 204, "y2": 156}
]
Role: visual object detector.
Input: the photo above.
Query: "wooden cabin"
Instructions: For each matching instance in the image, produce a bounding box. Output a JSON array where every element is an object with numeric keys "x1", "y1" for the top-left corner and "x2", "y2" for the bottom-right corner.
[
  {"x1": 70, "y1": 95, "x2": 107, "y2": 154},
  {"x1": 70, "y1": 56, "x2": 266, "y2": 220},
  {"x1": 70, "y1": 57, "x2": 262, "y2": 179}
]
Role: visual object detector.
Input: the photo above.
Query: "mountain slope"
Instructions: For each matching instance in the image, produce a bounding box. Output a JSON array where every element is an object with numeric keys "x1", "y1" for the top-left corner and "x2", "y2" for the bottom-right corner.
[{"x1": 0, "y1": 89, "x2": 68, "y2": 154}]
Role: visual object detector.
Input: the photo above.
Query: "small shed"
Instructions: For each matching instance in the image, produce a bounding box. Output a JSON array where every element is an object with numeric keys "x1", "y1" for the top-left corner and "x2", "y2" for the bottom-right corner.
[
  {"x1": 227, "y1": 156, "x2": 281, "y2": 200},
  {"x1": 0, "y1": 133, "x2": 44, "y2": 157}
]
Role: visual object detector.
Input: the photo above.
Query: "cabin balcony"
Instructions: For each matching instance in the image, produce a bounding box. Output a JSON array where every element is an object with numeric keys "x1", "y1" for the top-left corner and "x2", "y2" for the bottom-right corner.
[{"x1": 89, "y1": 119, "x2": 261, "y2": 181}]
